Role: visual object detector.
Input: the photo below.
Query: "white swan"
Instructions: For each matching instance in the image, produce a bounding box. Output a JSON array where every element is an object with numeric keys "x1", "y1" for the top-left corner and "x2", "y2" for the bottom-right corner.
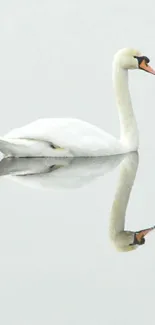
[
  {"x1": 109, "y1": 152, "x2": 155, "y2": 252},
  {"x1": 0, "y1": 48, "x2": 155, "y2": 158}
]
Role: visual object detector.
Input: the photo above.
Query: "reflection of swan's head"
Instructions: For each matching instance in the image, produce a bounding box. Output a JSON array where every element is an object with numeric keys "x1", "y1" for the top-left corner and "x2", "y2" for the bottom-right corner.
[
  {"x1": 114, "y1": 48, "x2": 155, "y2": 75},
  {"x1": 114, "y1": 227, "x2": 155, "y2": 252}
]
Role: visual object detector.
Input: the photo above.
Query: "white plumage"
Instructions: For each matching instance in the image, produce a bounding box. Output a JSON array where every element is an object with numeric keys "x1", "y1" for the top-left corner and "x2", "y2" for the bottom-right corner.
[{"x1": 3, "y1": 118, "x2": 122, "y2": 157}]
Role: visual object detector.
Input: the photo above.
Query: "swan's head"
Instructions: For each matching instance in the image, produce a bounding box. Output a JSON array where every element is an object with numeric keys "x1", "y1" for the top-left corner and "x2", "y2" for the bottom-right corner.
[
  {"x1": 114, "y1": 48, "x2": 155, "y2": 75},
  {"x1": 114, "y1": 226, "x2": 155, "y2": 252}
]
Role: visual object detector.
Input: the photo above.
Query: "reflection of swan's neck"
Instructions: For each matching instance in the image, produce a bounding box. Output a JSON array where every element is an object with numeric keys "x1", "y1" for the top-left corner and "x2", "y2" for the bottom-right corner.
[
  {"x1": 109, "y1": 153, "x2": 139, "y2": 243},
  {"x1": 113, "y1": 62, "x2": 139, "y2": 150}
]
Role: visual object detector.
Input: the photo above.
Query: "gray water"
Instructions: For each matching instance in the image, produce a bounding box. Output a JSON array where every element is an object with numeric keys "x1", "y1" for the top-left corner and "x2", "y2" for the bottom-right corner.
[{"x1": 0, "y1": 0, "x2": 155, "y2": 324}]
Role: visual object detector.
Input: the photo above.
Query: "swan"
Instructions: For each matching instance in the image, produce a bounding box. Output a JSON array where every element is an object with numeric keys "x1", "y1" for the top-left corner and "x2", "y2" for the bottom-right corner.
[
  {"x1": 109, "y1": 152, "x2": 155, "y2": 252},
  {"x1": 0, "y1": 48, "x2": 155, "y2": 158}
]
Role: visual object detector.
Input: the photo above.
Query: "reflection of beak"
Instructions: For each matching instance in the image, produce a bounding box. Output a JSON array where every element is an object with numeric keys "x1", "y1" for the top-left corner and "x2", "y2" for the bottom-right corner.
[
  {"x1": 136, "y1": 226, "x2": 155, "y2": 243},
  {"x1": 139, "y1": 60, "x2": 155, "y2": 75}
]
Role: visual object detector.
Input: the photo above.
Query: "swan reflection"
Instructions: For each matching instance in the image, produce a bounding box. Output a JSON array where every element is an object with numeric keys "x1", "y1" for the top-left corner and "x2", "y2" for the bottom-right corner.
[
  {"x1": 0, "y1": 154, "x2": 125, "y2": 190},
  {"x1": 0, "y1": 153, "x2": 154, "y2": 251},
  {"x1": 109, "y1": 152, "x2": 154, "y2": 252}
]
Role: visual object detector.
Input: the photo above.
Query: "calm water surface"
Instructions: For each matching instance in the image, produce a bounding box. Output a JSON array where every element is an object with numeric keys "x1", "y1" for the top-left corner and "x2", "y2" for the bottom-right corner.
[
  {"x1": 0, "y1": 0, "x2": 155, "y2": 324},
  {"x1": 0, "y1": 151, "x2": 155, "y2": 325}
]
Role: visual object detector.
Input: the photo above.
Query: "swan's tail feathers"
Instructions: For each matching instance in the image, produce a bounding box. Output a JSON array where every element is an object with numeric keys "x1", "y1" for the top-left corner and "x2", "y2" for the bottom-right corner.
[
  {"x1": 0, "y1": 137, "x2": 63, "y2": 157},
  {"x1": 0, "y1": 137, "x2": 72, "y2": 158},
  {"x1": 0, "y1": 138, "x2": 19, "y2": 157}
]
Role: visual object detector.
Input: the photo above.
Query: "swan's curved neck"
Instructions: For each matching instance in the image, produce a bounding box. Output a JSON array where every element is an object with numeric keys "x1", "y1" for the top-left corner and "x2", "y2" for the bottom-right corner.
[
  {"x1": 113, "y1": 63, "x2": 139, "y2": 150},
  {"x1": 109, "y1": 153, "x2": 138, "y2": 242}
]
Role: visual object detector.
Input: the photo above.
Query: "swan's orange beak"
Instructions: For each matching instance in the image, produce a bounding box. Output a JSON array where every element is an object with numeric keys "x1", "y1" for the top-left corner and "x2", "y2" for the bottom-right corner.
[
  {"x1": 139, "y1": 60, "x2": 155, "y2": 75},
  {"x1": 135, "y1": 226, "x2": 155, "y2": 243}
]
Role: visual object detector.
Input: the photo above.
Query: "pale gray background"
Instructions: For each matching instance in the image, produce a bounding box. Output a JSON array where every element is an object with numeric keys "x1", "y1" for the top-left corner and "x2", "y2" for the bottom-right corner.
[{"x1": 0, "y1": 0, "x2": 155, "y2": 324}]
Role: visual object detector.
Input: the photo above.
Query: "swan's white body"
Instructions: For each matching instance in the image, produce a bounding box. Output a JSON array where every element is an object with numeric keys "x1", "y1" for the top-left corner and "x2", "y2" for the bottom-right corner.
[
  {"x1": 0, "y1": 47, "x2": 153, "y2": 158},
  {"x1": 3, "y1": 118, "x2": 124, "y2": 157}
]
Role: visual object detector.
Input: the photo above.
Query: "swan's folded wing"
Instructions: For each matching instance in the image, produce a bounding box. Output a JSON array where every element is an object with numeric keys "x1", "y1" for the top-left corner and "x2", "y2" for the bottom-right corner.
[{"x1": 4, "y1": 118, "x2": 122, "y2": 156}]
